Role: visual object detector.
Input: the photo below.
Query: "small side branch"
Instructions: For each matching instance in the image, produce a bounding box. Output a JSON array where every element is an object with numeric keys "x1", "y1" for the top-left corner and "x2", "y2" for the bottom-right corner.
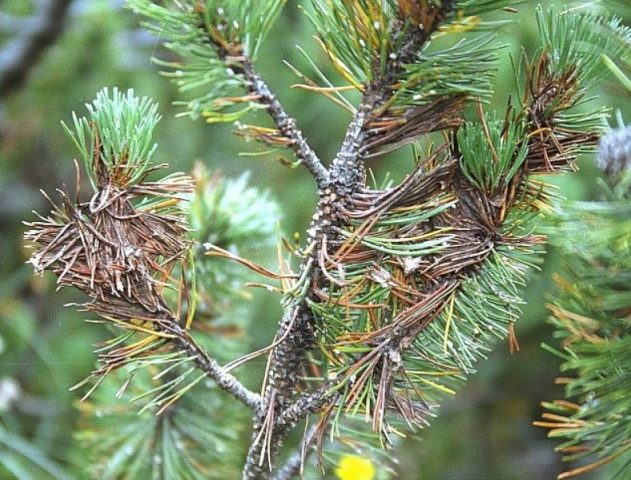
[
  {"x1": 166, "y1": 322, "x2": 261, "y2": 409},
  {"x1": 241, "y1": 60, "x2": 329, "y2": 186},
  {"x1": 193, "y1": 10, "x2": 328, "y2": 186},
  {"x1": 272, "y1": 424, "x2": 319, "y2": 480},
  {"x1": 0, "y1": 0, "x2": 73, "y2": 98}
]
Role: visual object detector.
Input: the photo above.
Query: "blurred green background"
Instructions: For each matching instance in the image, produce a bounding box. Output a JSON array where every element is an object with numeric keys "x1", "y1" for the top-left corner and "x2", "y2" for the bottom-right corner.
[{"x1": 0, "y1": 1, "x2": 629, "y2": 479}]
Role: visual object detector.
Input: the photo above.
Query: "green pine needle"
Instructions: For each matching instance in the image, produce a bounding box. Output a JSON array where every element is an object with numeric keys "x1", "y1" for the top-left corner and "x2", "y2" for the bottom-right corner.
[
  {"x1": 392, "y1": 34, "x2": 500, "y2": 107},
  {"x1": 458, "y1": 115, "x2": 528, "y2": 192},
  {"x1": 536, "y1": 6, "x2": 631, "y2": 88},
  {"x1": 129, "y1": 0, "x2": 285, "y2": 122},
  {"x1": 61, "y1": 87, "x2": 160, "y2": 190},
  {"x1": 77, "y1": 369, "x2": 245, "y2": 480}
]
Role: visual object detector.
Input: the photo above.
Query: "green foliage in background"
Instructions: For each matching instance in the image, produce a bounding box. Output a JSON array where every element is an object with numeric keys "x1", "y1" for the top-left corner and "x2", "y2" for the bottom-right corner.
[{"x1": 535, "y1": 122, "x2": 631, "y2": 479}]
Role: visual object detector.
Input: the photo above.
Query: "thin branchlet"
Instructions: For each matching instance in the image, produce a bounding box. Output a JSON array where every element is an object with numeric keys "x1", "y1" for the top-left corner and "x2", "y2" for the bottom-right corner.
[
  {"x1": 25, "y1": 117, "x2": 260, "y2": 410},
  {"x1": 240, "y1": 59, "x2": 330, "y2": 186},
  {"x1": 192, "y1": 6, "x2": 329, "y2": 186}
]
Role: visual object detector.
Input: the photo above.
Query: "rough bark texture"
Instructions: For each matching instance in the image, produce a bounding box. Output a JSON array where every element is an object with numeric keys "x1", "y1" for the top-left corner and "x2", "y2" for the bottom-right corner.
[{"x1": 242, "y1": 4, "x2": 457, "y2": 477}]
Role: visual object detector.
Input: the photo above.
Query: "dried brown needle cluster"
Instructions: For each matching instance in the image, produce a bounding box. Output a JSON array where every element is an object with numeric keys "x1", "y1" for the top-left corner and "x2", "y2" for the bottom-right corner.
[
  {"x1": 26, "y1": 159, "x2": 192, "y2": 316},
  {"x1": 24, "y1": 142, "x2": 194, "y2": 378}
]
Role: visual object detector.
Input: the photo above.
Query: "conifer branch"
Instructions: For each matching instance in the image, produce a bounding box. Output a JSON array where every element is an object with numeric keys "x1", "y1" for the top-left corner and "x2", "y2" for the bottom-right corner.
[
  {"x1": 130, "y1": 0, "x2": 328, "y2": 184},
  {"x1": 78, "y1": 364, "x2": 249, "y2": 478},
  {"x1": 167, "y1": 323, "x2": 261, "y2": 408},
  {"x1": 247, "y1": 5, "x2": 627, "y2": 478},
  {"x1": 239, "y1": 59, "x2": 329, "y2": 185},
  {"x1": 275, "y1": 383, "x2": 336, "y2": 433},
  {"x1": 244, "y1": 2, "x2": 461, "y2": 477},
  {"x1": 23, "y1": 3, "x2": 630, "y2": 479},
  {"x1": 534, "y1": 120, "x2": 630, "y2": 478},
  {"x1": 272, "y1": 425, "x2": 318, "y2": 480},
  {"x1": 24, "y1": 88, "x2": 260, "y2": 412}
]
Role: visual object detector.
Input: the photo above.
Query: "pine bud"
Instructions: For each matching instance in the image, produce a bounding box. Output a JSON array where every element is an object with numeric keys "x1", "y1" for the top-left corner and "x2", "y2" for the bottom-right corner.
[{"x1": 598, "y1": 125, "x2": 631, "y2": 176}]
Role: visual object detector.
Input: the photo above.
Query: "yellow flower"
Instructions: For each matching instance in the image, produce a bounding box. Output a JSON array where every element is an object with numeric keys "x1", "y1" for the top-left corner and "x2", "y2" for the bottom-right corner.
[{"x1": 335, "y1": 455, "x2": 375, "y2": 480}]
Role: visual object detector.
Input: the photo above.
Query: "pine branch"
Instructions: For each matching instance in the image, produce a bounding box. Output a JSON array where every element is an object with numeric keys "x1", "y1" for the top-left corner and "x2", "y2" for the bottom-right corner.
[
  {"x1": 168, "y1": 322, "x2": 261, "y2": 408},
  {"x1": 130, "y1": 0, "x2": 328, "y2": 185},
  {"x1": 244, "y1": 6, "x2": 625, "y2": 478},
  {"x1": 275, "y1": 383, "x2": 336, "y2": 434},
  {"x1": 244, "y1": 2, "x2": 461, "y2": 477},
  {"x1": 23, "y1": 3, "x2": 630, "y2": 479},
  {"x1": 239, "y1": 58, "x2": 329, "y2": 185},
  {"x1": 24, "y1": 88, "x2": 260, "y2": 411},
  {"x1": 77, "y1": 367, "x2": 248, "y2": 479},
  {"x1": 74, "y1": 160, "x2": 282, "y2": 477}
]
